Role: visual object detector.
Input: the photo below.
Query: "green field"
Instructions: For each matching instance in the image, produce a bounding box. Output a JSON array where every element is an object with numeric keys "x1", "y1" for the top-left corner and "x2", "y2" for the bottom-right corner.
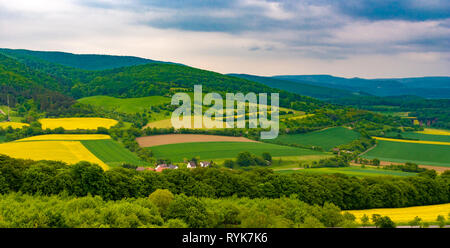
[
  {"x1": 81, "y1": 139, "x2": 148, "y2": 167},
  {"x1": 271, "y1": 127, "x2": 360, "y2": 151},
  {"x1": 78, "y1": 95, "x2": 171, "y2": 114},
  {"x1": 362, "y1": 140, "x2": 450, "y2": 167},
  {"x1": 0, "y1": 136, "x2": 5, "y2": 143},
  {"x1": 401, "y1": 132, "x2": 450, "y2": 142},
  {"x1": 149, "y1": 142, "x2": 328, "y2": 162},
  {"x1": 276, "y1": 166, "x2": 417, "y2": 177}
]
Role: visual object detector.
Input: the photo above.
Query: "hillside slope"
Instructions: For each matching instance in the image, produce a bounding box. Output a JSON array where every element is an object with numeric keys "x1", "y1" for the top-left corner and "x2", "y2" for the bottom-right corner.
[
  {"x1": 274, "y1": 75, "x2": 450, "y2": 98},
  {"x1": 229, "y1": 74, "x2": 368, "y2": 100},
  {"x1": 0, "y1": 48, "x2": 172, "y2": 70}
]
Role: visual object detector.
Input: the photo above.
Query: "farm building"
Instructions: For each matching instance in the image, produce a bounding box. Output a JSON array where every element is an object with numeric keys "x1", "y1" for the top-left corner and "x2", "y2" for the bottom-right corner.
[
  {"x1": 187, "y1": 161, "x2": 197, "y2": 168},
  {"x1": 187, "y1": 161, "x2": 211, "y2": 168},
  {"x1": 155, "y1": 164, "x2": 178, "y2": 172}
]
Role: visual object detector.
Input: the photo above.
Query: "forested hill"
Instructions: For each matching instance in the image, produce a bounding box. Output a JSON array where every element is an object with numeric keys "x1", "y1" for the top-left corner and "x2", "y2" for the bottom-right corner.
[
  {"x1": 0, "y1": 49, "x2": 331, "y2": 113},
  {"x1": 0, "y1": 48, "x2": 173, "y2": 70},
  {"x1": 0, "y1": 54, "x2": 75, "y2": 112},
  {"x1": 273, "y1": 75, "x2": 450, "y2": 99},
  {"x1": 229, "y1": 74, "x2": 369, "y2": 100}
]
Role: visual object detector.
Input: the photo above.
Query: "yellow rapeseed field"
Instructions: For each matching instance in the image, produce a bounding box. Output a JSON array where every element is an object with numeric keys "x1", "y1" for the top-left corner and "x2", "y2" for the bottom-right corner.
[
  {"x1": 416, "y1": 128, "x2": 450, "y2": 136},
  {"x1": 39, "y1": 118, "x2": 118, "y2": 130},
  {"x1": 289, "y1": 114, "x2": 315, "y2": 120},
  {"x1": 17, "y1": 134, "x2": 111, "y2": 142},
  {"x1": 346, "y1": 203, "x2": 450, "y2": 224},
  {"x1": 0, "y1": 140, "x2": 108, "y2": 170},
  {"x1": 372, "y1": 136, "x2": 450, "y2": 146},
  {"x1": 0, "y1": 122, "x2": 29, "y2": 129},
  {"x1": 145, "y1": 117, "x2": 227, "y2": 129}
]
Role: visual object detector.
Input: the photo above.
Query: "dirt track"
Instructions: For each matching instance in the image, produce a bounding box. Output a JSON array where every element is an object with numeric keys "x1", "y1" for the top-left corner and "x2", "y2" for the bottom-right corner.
[{"x1": 136, "y1": 134, "x2": 259, "y2": 147}]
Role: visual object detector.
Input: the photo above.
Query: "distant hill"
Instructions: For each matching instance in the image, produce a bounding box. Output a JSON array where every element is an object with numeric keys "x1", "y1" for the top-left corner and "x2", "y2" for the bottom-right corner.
[
  {"x1": 0, "y1": 48, "x2": 330, "y2": 114},
  {"x1": 0, "y1": 48, "x2": 173, "y2": 71},
  {"x1": 228, "y1": 74, "x2": 369, "y2": 100},
  {"x1": 273, "y1": 75, "x2": 450, "y2": 99}
]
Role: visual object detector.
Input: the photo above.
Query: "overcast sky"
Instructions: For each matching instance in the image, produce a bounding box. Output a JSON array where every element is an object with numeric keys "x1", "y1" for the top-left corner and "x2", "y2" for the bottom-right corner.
[{"x1": 1, "y1": 0, "x2": 449, "y2": 78}]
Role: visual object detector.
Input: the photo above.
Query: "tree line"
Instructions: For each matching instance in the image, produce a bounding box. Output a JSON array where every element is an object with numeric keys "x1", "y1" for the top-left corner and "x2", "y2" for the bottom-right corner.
[{"x1": 0, "y1": 155, "x2": 448, "y2": 210}]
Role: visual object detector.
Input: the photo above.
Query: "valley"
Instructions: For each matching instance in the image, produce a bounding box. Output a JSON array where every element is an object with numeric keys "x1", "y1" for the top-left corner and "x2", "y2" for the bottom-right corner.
[{"x1": 0, "y1": 48, "x2": 448, "y2": 229}]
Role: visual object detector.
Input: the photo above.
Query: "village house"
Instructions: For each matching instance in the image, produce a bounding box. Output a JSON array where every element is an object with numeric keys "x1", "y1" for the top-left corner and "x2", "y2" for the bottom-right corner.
[
  {"x1": 187, "y1": 161, "x2": 211, "y2": 169},
  {"x1": 155, "y1": 164, "x2": 178, "y2": 172},
  {"x1": 187, "y1": 161, "x2": 197, "y2": 168},
  {"x1": 200, "y1": 161, "x2": 211, "y2": 168}
]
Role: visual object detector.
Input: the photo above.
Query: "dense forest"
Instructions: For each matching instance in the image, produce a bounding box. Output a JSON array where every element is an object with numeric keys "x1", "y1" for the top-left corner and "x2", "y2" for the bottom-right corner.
[{"x1": 0, "y1": 155, "x2": 448, "y2": 211}]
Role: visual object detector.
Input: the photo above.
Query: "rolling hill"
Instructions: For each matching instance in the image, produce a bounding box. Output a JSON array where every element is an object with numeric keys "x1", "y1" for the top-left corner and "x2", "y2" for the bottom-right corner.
[
  {"x1": 0, "y1": 48, "x2": 327, "y2": 114},
  {"x1": 0, "y1": 48, "x2": 172, "y2": 70},
  {"x1": 273, "y1": 75, "x2": 450, "y2": 99},
  {"x1": 228, "y1": 74, "x2": 367, "y2": 100}
]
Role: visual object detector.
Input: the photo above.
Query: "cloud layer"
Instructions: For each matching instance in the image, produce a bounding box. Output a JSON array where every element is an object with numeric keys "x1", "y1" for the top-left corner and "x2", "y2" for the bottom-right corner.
[{"x1": 0, "y1": 0, "x2": 449, "y2": 77}]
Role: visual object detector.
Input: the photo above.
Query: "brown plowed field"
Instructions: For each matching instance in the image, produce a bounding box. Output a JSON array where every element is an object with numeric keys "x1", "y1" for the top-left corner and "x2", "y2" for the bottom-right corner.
[{"x1": 136, "y1": 134, "x2": 259, "y2": 147}]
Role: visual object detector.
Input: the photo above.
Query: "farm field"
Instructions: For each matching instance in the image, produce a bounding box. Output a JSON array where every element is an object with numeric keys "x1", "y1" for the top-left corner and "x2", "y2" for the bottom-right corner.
[
  {"x1": 271, "y1": 127, "x2": 360, "y2": 151},
  {"x1": 346, "y1": 203, "x2": 450, "y2": 224},
  {"x1": 276, "y1": 166, "x2": 417, "y2": 177},
  {"x1": 417, "y1": 128, "x2": 450, "y2": 136},
  {"x1": 39, "y1": 117, "x2": 118, "y2": 130},
  {"x1": 0, "y1": 122, "x2": 29, "y2": 129},
  {"x1": 17, "y1": 134, "x2": 111, "y2": 141},
  {"x1": 0, "y1": 140, "x2": 108, "y2": 170},
  {"x1": 78, "y1": 95, "x2": 171, "y2": 114},
  {"x1": 401, "y1": 132, "x2": 450, "y2": 142},
  {"x1": 81, "y1": 139, "x2": 147, "y2": 167},
  {"x1": 372, "y1": 136, "x2": 450, "y2": 146},
  {"x1": 288, "y1": 114, "x2": 314, "y2": 120},
  {"x1": 0, "y1": 134, "x2": 146, "y2": 169},
  {"x1": 145, "y1": 116, "x2": 229, "y2": 129},
  {"x1": 362, "y1": 140, "x2": 450, "y2": 167},
  {"x1": 149, "y1": 141, "x2": 327, "y2": 162},
  {"x1": 136, "y1": 134, "x2": 258, "y2": 147}
]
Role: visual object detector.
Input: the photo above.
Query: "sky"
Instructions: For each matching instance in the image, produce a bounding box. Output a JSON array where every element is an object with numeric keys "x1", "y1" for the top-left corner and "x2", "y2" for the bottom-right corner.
[{"x1": 0, "y1": 0, "x2": 449, "y2": 78}]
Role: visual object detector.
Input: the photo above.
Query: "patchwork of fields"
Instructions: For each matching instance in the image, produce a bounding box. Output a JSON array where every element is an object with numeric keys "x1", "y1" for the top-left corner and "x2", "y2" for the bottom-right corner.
[
  {"x1": 347, "y1": 203, "x2": 450, "y2": 224},
  {"x1": 0, "y1": 134, "x2": 147, "y2": 170},
  {"x1": 149, "y1": 141, "x2": 328, "y2": 162},
  {"x1": 270, "y1": 127, "x2": 360, "y2": 151},
  {"x1": 0, "y1": 140, "x2": 109, "y2": 170}
]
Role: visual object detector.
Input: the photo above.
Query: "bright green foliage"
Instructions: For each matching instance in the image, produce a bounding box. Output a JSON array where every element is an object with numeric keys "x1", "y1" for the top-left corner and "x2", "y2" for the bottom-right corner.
[
  {"x1": 0, "y1": 192, "x2": 359, "y2": 228},
  {"x1": 149, "y1": 189, "x2": 174, "y2": 212},
  {"x1": 0, "y1": 155, "x2": 448, "y2": 210}
]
